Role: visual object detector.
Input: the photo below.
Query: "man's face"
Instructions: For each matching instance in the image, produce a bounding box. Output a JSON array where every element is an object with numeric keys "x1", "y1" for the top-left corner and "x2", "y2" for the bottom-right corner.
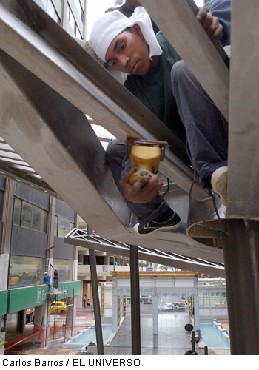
[{"x1": 105, "y1": 25, "x2": 151, "y2": 75}]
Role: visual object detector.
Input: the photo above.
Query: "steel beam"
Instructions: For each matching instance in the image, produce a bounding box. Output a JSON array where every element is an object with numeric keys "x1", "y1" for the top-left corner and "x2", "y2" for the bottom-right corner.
[
  {"x1": 223, "y1": 219, "x2": 259, "y2": 354},
  {"x1": 129, "y1": 246, "x2": 141, "y2": 355},
  {"x1": 89, "y1": 247, "x2": 104, "y2": 355},
  {"x1": 227, "y1": 0, "x2": 259, "y2": 219},
  {"x1": 0, "y1": 50, "x2": 130, "y2": 235}
]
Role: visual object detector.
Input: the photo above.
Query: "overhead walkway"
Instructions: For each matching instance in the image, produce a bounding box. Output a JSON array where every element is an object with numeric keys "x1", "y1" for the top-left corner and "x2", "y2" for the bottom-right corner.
[
  {"x1": 0, "y1": 0, "x2": 259, "y2": 354},
  {"x1": 66, "y1": 228, "x2": 224, "y2": 277}
]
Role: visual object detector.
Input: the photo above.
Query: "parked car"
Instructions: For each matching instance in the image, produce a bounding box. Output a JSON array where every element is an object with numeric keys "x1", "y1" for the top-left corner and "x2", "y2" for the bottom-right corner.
[
  {"x1": 50, "y1": 301, "x2": 67, "y2": 314},
  {"x1": 173, "y1": 302, "x2": 187, "y2": 312},
  {"x1": 140, "y1": 296, "x2": 152, "y2": 304},
  {"x1": 158, "y1": 303, "x2": 173, "y2": 312}
]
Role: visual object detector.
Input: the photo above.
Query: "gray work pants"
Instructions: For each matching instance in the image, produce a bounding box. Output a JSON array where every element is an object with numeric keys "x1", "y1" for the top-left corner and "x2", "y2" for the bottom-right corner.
[{"x1": 106, "y1": 61, "x2": 228, "y2": 224}]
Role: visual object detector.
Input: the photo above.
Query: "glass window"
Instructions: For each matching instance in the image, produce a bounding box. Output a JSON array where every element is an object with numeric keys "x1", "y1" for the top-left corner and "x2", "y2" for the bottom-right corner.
[
  {"x1": 78, "y1": 254, "x2": 83, "y2": 265},
  {"x1": 67, "y1": 3, "x2": 82, "y2": 38},
  {"x1": 9, "y1": 255, "x2": 44, "y2": 288},
  {"x1": 46, "y1": 0, "x2": 60, "y2": 23},
  {"x1": 13, "y1": 198, "x2": 22, "y2": 225},
  {"x1": 21, "y1": 201, "x2": 32, "y2": 229},
  {"x1": 75, "y1": 24, "x2": 82, "y2": 39},
  {"x1": 96, "y1": 256, "x2": 104, "y2": 265},
  {"x1": 73, "y1": 0, "x2": 83, "y2": 20},
  {"x1": 32, "y1": 205, "x2": 41, "y2": 231},
  {"x1": 18, "y1": 200, "x2": 48, "y2": 233},
  {"x1": 56, "y1": 216, "x2": 72, "y2": 238},
  {"x1": 32, "y1": 206, "x2": 48, "y2": 232},
  {"x1": 42, "y1": 209, "x2": 48, "y2": 233},
  {"x1": 83, "y1": 255, "x2": 90, "y2": 265},
  {"x1": 54, "y1": 215, "x2": 58, "y2": 236},
  {"x1": 69, "y1": 14, "x2": 75, "y2": 33},
  {"x1": 52, "y1": 259, "x2": 73, "y2": 281}
]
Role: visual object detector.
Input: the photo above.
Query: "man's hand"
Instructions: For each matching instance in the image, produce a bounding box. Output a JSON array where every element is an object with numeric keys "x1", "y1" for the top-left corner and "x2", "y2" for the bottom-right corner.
[
  {"x1": 197, "y1": 6, "x2": 223, "y2": 41},
  {"x1": 120, "y1": 169, "x2": 163, "y2": 203}
]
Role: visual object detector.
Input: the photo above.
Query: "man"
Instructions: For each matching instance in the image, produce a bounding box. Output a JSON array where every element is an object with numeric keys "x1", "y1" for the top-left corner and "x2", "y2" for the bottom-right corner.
[
  {"x1": 44, "y1": 272, "x2": 53, "y2": 291},
  {"x1": 53, "y1": 269, "x2": 59, "y2": 289},
  {"x1": 89, "y1": 1, "x2": 231, "y2": 234},
  {"x1": 26, "y1": 308, "x2": 33, "y2": 324},
  {"x1": 44, "y1": 271, "x2": 50, "y2": 284}
]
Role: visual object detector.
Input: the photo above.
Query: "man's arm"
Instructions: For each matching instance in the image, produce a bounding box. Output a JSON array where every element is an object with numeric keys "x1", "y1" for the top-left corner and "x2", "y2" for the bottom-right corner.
[
  {"x1": 197, "y1": 0, "x2": 231, "y2": 46},
  {"x1": 209, "y1": 0, "x2": 231, "y2": 47}
]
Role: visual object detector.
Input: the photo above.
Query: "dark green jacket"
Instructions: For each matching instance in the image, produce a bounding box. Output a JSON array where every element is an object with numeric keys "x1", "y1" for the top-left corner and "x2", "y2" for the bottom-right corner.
[{"x1": 125, "y1": 32, "x2": 186, "y2": 143}]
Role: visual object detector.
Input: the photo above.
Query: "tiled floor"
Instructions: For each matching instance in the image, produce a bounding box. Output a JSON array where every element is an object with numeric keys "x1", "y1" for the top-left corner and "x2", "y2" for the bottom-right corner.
[
  {"x1": 9, "y1": 306, "x2": 223, "y2": 355},
  {"x1": 105, "y1": 307, "x2": 203, "y2": 355}
]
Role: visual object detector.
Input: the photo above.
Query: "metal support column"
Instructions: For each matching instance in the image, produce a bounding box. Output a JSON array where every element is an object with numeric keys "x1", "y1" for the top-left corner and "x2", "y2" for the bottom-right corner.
[
  {"x1": 112, "y1": 293, "x2": 118, "y2": 333},
  {"x1": 193, "y1": 293, "x2": 200, "y2": 330},
  {"x1": 222, "y1": 219, "x2": 259, "y2": 354},
  {"x1": 129, "y1": 246, "x2": 141, "y2": 355},
  {"x1": 152, "y1": 293, "x2": 159, "y2": 335},
  {"x1": 89, "y1": 243, "x2": 104, "y2": 355}
]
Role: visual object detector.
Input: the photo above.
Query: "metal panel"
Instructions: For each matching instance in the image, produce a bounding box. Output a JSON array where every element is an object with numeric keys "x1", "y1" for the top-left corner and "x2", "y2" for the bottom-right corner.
[
  {"x1": 16, "y1": 182, "x2": 50, "y2": 210},
  {"x1": 53, "y1": 236, "x2": 75, "y2": 260},
  {"x1": 57, "y1": 280, "x2": 81, "y2": 297},
  {"x1": 11, "y1": 226, "x2": 47, "y2": 257},
  {"x1": 223, "y1": 219, "x2": 259, "y2": 354},
  {"x1": 8, "y1": 284, "x2": 48, "y2": 313},
  {"x1": 0, "y1": 289, "x2": 8, "y2": 315},
  {"x1": 55, "y1": 199, "x2": 75, "y2": 221},
  {"x1": 0, "y1": 175, "x2": 6, "y2": 190},
  {"x1": 8, "y1": 281, "x2": 80, "y2": 313},
  {"x1": 141, "y1": 0, "x2": 229, "y2": 119},
  {"x1": 227, "y1": 0, "x2": 259, "y2": 219}
]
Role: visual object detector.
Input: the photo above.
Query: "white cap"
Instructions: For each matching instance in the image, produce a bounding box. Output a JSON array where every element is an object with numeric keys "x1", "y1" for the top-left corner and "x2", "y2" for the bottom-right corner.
[{"x1": 89, "y1": 7, "x2": 162, "y2": 62}]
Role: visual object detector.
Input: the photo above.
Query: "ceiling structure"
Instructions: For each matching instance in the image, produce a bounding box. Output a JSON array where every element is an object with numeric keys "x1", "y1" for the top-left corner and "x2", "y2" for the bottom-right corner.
[{"x1": 66, "y1": 228, "x2": 225, "y2": 277}]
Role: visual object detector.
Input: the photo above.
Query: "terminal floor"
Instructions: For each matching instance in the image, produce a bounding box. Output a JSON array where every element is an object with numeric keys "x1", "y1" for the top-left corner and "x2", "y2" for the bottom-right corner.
[
  {"x1": 6, "y1": 306, "x2": 229, "y2": 355},
  {"x1": 105, "y1": 308, "x2": 202, "y2": 355}
]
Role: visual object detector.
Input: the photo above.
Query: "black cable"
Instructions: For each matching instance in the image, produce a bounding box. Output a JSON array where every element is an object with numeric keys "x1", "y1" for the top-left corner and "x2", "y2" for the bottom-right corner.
[{"x1": 161, "y1": 177, "x2": 170, "y2": 198}]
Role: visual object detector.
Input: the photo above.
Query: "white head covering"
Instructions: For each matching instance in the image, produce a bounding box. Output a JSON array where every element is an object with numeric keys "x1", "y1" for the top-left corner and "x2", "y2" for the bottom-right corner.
[{"x1": 89, "y1": 7, "x2": 162, "y2": 62}]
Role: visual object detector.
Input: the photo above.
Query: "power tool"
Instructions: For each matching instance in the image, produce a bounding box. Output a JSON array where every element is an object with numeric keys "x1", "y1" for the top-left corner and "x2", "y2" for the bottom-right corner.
[{"x1": 127, "y1": 140, "x2": 168, "y2": 185}]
